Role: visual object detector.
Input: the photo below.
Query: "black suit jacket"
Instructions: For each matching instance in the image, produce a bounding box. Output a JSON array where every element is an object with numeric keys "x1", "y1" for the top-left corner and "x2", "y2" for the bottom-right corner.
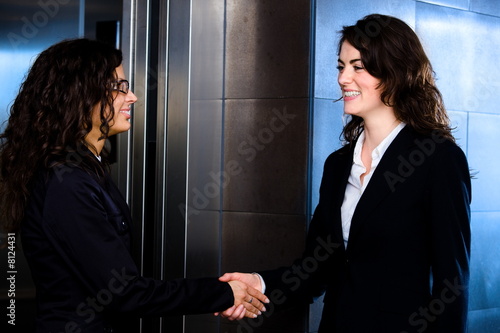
[
  {"x1": 22, "y1": 151, "x2": 233, "y2": 332},
  {"x1": 260, "y1": 126, "x2": 471, "y2": 333}
]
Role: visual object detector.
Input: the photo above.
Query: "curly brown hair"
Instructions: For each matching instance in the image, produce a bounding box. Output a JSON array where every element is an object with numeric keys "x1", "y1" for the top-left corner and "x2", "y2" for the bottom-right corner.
[
  {"x1": 0, "y1": 38, "x2": 123, "y2": 233},
  {"x1": 338, "y1": 14, "x2": 453, "y2": 144}
]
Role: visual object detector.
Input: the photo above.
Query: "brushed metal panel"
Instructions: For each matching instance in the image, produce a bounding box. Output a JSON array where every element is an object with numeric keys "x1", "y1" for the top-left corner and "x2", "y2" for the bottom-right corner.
[
  {"x1": 121, "y1": 0, "x2": 166, "y2": 331},
  {"x1": 186, "y1": 210, "x2": 221, "y2": 278},
  {"x1": 187, "y1": 99, "x2": 223, "y2": 212},
  {"x1": 84, "y1": 0, "x2": 122, "y2": 39},
  {"x1": 220, "y1": 312, "x2": 308, "y2": 333},
  {"x1": 184, "y1": 2, "x2": 225, "y2": 332},
  {"x1": 221, "y1": 212, "x2": 306, "y2": 272},
  {"x1": 221, "y1": 211, "x2": 308, "y2": 333},
  {"x1": 187, "y1": 0, "x2": 225, "y2": 214},
  {"x1": 113, "y1": 0, "x2": 133, "y2": 198},
  {"x1": 223, "y1": 98, "x2": 309, "y2": 215},
  {"x1": 186, "y1": 314, "x2": 219, "y2": 333},
  {"x1": 191, "y1": 0, "x2": 225, "y2": 100},
  {"x1": 125, "y1": 0, "x2": 152, "y2": 273},
  {"x1": 225, "y1": 0, "x2": 311, "y2": 99}
]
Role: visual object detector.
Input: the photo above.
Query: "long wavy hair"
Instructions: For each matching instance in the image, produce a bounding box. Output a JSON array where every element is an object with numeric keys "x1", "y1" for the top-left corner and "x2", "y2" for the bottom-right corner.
[
  {"x1": 338, "y1": 14, "x2": 453, "y2": 144},
  {"x1": 0, "y1": 38, "x2": 123, "y2": 233}
]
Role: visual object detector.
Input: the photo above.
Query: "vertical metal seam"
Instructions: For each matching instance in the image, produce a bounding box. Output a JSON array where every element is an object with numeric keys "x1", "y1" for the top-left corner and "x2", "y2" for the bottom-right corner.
[
  {"x1": 158, "y1": 0, "x2": 170, "y2": 286},
  {"x1": 180, "y1": 4, "x2": 194, "y2": 330},
  {"x1": 217, "y1": 2, "x2": 228, "y2": 331},
  {"x1": 126, "y1": 0, "x2": 139, "y2": 272},
  {"x1": 141, "y1": 0, "x2": 151, "y2": 279},
  {"x1": 155, "y1": 1, "x2": 170, "y2": 330},
  {"x1": 183, "y1": 0, "x2": 193, "y2": 280},
  {"x1": 219, "y1": 0, "x2": 228, "y2": 280},
  {"x1": 306, "y1": 0, "x2": 316, "y2": 230},
  {"x1": 306, "y1": 1, "x2": 317, "y2": 331},
  {"x1": 125, "y1": 0, "x2": 135, "y2": 210}
]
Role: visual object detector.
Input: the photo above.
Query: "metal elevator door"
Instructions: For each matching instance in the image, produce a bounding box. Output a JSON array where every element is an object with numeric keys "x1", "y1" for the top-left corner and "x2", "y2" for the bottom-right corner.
[
  {"x1": 119, "y1": 0, "x2": 227, "y2": 331},
  {"x1": 119, "y1": 1, "x2": 312, "y2": 332}
]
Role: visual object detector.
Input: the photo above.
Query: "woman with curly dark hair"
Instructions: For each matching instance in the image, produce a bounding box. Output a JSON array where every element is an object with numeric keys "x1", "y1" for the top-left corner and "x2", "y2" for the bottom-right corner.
[
  {"x1": 0, "y1": 38, "x2": 267, "y2": 332},
  {"x1": 219, "y1": 14, "x2": 471, "y2": 332}
]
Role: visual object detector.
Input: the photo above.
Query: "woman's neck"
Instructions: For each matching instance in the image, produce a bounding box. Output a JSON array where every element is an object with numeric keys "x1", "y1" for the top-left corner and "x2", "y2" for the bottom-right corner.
[
  {"x1": 84, "y1": 133, "x2": 105, "y2": 157},
  {"x1": 362, "y1": 113, "x2": 400, "y2": 151}
]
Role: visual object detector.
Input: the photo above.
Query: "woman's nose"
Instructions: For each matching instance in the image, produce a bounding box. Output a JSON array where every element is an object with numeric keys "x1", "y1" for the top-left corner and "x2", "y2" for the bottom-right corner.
[
  {"x1": 127, "y1": 90, "x2": 138, "y2": 104},
  {"x1": 338, "y1": 69, "x2": 352, "y2": 86}
]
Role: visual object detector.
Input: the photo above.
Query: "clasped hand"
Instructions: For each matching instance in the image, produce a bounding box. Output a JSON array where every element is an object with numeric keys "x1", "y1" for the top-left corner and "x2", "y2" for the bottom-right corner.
[{"x1": 215, "y1": 272, "x2": 268, "y2": 321}]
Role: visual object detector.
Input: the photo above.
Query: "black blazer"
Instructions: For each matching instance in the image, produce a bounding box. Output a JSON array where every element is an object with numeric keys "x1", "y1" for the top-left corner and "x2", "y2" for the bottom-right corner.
[
  {"x1": 22, "y1": 151, "x2": 233, "y2": 332},
  {"x1": 260, "y1": 126, "x2": 471, "y2": 333}
]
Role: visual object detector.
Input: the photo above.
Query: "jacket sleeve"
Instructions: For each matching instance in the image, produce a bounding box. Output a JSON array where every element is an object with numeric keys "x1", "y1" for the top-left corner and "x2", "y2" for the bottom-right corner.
[
  {"x1": 428, "y1": 142, "x2": 471, "y2": 332},
  {"x1": 258, "y1": 209, "x2": 340, "y2": 309},
  {"x1": 259, "y1": 153, "x2": 342, "y2": 309},
  {"x1": 41, "y1": 168, "x2": 234, "y2": 316}
]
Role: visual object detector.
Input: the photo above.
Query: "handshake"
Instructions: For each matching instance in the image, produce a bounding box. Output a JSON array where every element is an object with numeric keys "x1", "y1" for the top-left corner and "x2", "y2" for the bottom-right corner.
[{"x1": 215, "y1": 272, "x2": 270, "y2": 321}]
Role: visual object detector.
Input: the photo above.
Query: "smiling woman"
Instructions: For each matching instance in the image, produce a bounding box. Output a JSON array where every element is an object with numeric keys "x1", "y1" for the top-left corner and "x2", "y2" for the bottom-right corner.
[
  {"x1": 0, "y1": 38, "x2": 269, "y2": 332},
  {"x1": 87, "y1": 65, "x2": 137, "y2": 149},
  {"x1": 218, "y1": 14, "x2": 471, "y2": 333},
  {"x1": 338, "y1": 14, "x2": 452, "y2": 145},
  {"x1": 337, "y1": 41, "x2": 393, "y2": 121}
]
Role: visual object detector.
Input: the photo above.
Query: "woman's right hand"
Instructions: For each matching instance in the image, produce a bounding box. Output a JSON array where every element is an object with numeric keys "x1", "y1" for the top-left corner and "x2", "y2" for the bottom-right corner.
[{"x1": 219, "y1": 279, "x2": 269, "y2": 320}]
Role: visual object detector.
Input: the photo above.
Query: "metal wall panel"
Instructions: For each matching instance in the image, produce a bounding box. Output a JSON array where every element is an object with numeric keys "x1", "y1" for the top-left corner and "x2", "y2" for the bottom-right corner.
[
  {"x1": 224, "y1": 0, "x2": 310, "y2": 99},
  {"x1": 218, "y1": 1, "x2": 312, "y2": 332},
  {"x1": 122, "y1": 1, "x2": 312, "y2": 332},
  {"x1": 222, "y1": 98, "x2": 309, "y2": 214},
  {"x1": 121, "y1": 0, "x2": 166, "y2": 331}
]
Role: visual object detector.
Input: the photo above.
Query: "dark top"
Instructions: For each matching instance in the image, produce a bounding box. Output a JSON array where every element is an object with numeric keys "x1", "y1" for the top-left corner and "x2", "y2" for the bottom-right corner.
[
  {"x1": 260, "y1": 126, "x2": 471, "y2": 333},
  {"x1": 21, "y1": 150, "x2": 233, "y2": 332}
]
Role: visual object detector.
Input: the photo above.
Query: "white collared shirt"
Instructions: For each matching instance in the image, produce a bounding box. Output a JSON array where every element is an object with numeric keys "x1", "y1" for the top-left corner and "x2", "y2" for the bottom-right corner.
[{"x1": 340, "y1": 122, "x2": 406, "y2": 248}]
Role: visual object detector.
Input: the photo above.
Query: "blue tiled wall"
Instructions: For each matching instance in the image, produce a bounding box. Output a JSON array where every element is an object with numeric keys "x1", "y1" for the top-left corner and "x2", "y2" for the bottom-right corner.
[{"x1": 312, "y1": 1, "x2": 500, "y2": 332}]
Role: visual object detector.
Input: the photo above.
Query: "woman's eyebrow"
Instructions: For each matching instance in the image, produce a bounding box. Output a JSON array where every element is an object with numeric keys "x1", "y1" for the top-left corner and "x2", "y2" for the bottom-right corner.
[{"x1": 337, "y1": 58, "x2": 362, "y2": 64}]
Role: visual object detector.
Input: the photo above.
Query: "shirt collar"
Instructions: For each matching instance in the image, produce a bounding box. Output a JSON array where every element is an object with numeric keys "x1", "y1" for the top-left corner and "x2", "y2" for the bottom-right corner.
[{"x1": 353, "y1": 122, "x2": 406, "y2": 164}]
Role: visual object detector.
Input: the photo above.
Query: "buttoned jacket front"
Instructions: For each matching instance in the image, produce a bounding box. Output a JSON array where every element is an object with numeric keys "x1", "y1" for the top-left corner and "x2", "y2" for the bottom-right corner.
[
  {"x1": 22, "y1": 151, "x2": 233, "y2": 333},
  {"x1": 260, "y1": 126, "x2": 471, "y2": 333}
]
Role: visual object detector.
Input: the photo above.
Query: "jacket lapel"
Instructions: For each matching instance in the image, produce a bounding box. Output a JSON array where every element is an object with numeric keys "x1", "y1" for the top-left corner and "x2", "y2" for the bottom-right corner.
[
  {"x1": 324, "y1": 145, "x2": 355, "y2": 250},
  {"x1": 105, "y1": 173, "x2": 133, "y2": 227},
  {"x1": 78, "y1": 145, "x2": 132, "y2": 228},
  {"x1": 346, "y1": 126, "x2": 417, "y2": 246}
]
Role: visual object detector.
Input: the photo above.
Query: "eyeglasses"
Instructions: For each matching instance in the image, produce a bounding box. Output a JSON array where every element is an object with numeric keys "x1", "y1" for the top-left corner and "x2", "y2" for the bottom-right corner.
[{"x1": 111, "y1": 79, "x2": 129, "y2": 94}]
